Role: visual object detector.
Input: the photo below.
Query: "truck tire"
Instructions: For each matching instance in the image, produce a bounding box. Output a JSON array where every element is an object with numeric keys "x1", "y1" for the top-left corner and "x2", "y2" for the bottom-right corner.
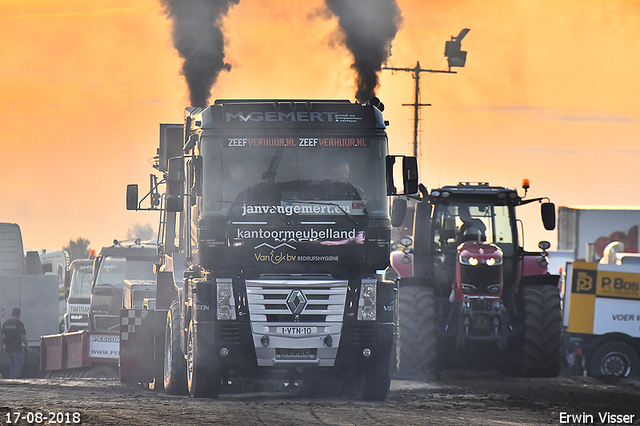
[
  {"x1": 396, "y1": 284, "x2": 436, "y2": 379},
  {"x1": 187, "y1": 321, "x2": 220, "y2": 398},
  {"x1": 521, "y1": 285, "x2": 562, "y2": 377},
  {"x1": 588, "y1": 340, "x2": 640, "y2": 378},
  {"x1": 163, "y1": 300, "x2": 187, "y2": 394}
]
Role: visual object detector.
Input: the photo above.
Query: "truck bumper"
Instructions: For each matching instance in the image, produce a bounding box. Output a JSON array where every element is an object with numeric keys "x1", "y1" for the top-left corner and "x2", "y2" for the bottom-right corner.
[{"x1": 198, "y1": 320, "x2": 393, "y2": 374}]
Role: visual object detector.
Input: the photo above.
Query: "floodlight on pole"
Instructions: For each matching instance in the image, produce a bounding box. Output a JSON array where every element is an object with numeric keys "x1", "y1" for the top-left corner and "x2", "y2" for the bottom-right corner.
[{"x1": 445, "y1": 28, "x2": 470, "y2": 70}]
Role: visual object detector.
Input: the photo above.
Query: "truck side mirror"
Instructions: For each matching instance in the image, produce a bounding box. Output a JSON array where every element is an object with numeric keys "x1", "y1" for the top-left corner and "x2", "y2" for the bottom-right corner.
[
  {"x1": 64, "y1": 268, "x2": 71, "y2": 300},
  {"x1": 126, "y1": 184, "x2": 139, "y2": 211},
  {"x1": 391, "y1": 198, "x2": 407, "y2": 228},
  {"x1": 166, "y1": 195, "x2": 183, "y2": 212},
  {"x1": 192, "y1": 156, "x2": 202, "y2": 196},
  {"x1": 541, "y1": 202, "x2": 556, "y2": 231},
  {"x1": 386, "y1": 156, "x2": 397, "y2": 195},
  {"x1": 167, "y1": 157, "x2": 184, "y2": 196},
  {"x1": 403, "y1": 156, "x2": 418, "y2": 195},
  {"x1": 92, "y1": 256, "x2": 102, "y2": 290},
  {"x1": 386, "y1": 155, "x2": 419, "y2": 196}
]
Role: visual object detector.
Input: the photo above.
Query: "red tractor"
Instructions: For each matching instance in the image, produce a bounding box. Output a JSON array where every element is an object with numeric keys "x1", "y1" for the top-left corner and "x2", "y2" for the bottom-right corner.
[{"x1": 390, "y1": 181, "x2": 562, "y2": 377}]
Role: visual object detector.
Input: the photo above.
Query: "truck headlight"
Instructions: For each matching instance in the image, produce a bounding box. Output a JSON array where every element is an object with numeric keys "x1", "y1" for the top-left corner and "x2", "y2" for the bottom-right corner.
[
  {"x1": 358, "y1": 279, "x2": 377, "y2": 321},
  {"x1": 216, "y1": 278, "x2": 236, "y2": 320}
]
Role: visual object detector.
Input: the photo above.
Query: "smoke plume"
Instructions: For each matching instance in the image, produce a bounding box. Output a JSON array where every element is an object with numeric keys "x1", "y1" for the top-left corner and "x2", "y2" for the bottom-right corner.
[
  {"x1": 324, "y1": 0, "x2": 402, "y2": 103},
  {"x1": 160, "y1": 0, "x2": 239, "y2": 107}
]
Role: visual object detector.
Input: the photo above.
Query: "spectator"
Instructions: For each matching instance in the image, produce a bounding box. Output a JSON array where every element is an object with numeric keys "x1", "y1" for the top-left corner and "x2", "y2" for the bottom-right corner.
[{"x1": 1, "y1": 308, "x2": 29, "y2": 379}]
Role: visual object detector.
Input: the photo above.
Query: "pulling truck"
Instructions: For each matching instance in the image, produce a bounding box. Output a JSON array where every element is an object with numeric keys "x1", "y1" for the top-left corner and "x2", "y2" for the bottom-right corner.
[
  {"x1": 40, "y1": 241, "x2": 156, "y2": 378},
  {"x1": 123, "y1": 99, "x2": 417, "y2": 400},
  {"x1": 390, "y1": 181, "x2": 563, "y2": 377}
]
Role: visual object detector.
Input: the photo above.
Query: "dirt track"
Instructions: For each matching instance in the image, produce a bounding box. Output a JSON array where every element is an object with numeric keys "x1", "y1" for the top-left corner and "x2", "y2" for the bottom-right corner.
[{"x1": 1, "y1": 375, "x2": 639, "y2": 426}]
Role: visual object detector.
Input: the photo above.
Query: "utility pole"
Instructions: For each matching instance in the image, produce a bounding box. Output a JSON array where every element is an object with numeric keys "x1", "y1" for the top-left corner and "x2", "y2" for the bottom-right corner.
[
  {"x1": 383, "y1": 29, "x2": 470, "y2": 158},
  {"x1": 384, "y1": 62, "x2": 454, "y2": 157}
]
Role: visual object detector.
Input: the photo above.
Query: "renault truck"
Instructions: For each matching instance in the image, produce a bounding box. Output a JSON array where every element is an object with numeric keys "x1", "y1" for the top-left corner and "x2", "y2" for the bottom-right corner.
[{"x1": 122, "y1": 99, "x2": 417, "y2": 400}]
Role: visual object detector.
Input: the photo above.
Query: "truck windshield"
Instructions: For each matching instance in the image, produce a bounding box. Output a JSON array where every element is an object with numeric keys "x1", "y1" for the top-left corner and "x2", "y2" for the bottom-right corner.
[
  {"x1": 94, "y1": 257, "x2": 156, "y2": 290},
  {"x1": 200, "y1": 136, "x2": 389, "y2": 219},
  {"x1": 68, "y1": 265, "x2": 93, "y2": 299}
]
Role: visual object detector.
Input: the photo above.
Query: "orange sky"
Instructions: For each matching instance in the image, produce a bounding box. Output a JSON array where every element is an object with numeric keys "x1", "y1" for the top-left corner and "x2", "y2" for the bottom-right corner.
[{"x1": 1, "y1": 0, "x2": 640, "y2": 252}]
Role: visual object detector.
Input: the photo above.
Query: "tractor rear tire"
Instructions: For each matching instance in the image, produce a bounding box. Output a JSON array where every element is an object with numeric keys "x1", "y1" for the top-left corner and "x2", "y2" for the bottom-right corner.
[
  {"x1": 396, "y1": 284, "x2": 436, "y2": 379},
  {"x1": 521, "y1": 285, "x2": 562, "y2": 377},
  {"x1": 163, "y1": 300, "x2": 187, "y2": 395}
]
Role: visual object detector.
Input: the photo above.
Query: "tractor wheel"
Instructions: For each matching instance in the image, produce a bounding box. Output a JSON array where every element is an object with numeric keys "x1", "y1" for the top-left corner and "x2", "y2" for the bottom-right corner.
[
  {"x1": 521, "y1": 285, "x2": 562, "y2": 377},
  {"x1": 187, "y1": 321, "x2": 220, "y2": 398},
  {"x1": 588, "y1": 340, "x2": 640, "y2": 378},
  {"x1": 163, "y1": 300, "x2": 187, "y2": 394},
  {"x1": 396, "y1": 284, "x2": 436, "y2": 379}
]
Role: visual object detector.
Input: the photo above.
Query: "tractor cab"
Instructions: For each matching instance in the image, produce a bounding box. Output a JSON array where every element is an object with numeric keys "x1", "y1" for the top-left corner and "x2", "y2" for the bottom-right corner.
[{"x1": 408, "y1": 182, "x2": 555, "y2": 300}]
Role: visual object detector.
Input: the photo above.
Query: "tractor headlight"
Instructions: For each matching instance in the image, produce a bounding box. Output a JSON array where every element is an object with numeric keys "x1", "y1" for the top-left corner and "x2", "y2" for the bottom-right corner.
[
  {"x1": 358, "y1": 279, "x2": 377, "y2": 321},
  {"x1": 216, "y1": 278, "x2": 236, "y2": 320},
  {"x1": 486, "y1": 256, "x2": 503, "y2": 266},
  {"x1": 461, "y1": 256, "x2": 479, "y2": 266},
  {"x1": 400, "y1": 236, "x2": 413, "y2": 247},
  {"x1": 461, "y1": 284, "x2": 477, "y2": 294},
  {"x1": 487, "y1": 284, "x2": 501, "y2": 294}
]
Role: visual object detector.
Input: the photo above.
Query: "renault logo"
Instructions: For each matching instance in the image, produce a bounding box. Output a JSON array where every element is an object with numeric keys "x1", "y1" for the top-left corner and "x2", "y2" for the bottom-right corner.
[{"x1": 286, "y1": 290, "x2": 308, "y2": 315}]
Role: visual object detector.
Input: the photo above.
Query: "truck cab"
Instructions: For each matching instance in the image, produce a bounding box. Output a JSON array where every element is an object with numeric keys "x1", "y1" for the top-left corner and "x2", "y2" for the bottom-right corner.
[
  {"x1": 63, "y1": 259, "x2": 94, "y2": 332},
  {"x1": 89, "y1": 241, "x2": 157, "y2": 331}
]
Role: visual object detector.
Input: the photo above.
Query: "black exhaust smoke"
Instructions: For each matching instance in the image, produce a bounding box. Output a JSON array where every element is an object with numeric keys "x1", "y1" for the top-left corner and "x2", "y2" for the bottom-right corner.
[
  {"x1": 324, "y1": 0, "x2": 402, "y2": 103},
  {"x1": 160, "y1": 0, "x2": 239, "y2": 107}
]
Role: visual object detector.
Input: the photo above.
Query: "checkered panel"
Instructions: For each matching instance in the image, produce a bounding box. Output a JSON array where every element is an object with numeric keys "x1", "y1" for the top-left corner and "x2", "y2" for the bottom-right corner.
[{"x1": 120, "y1": 309, "x2": 149, "y2": 341}]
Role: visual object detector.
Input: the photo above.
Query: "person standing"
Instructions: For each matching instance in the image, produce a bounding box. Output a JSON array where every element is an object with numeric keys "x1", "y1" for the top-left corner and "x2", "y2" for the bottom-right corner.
[{"x1": 1, "y1": 308, "x2": 29, "y2": 379}]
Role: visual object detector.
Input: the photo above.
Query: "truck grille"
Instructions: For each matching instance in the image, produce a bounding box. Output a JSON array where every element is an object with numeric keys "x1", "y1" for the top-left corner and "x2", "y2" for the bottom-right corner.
[
  {"x1": 217, "y1": 323, "x2": 242, "y2": 343},
  {"x1": 246, "y1": 279, "x2": 347, "y2": 323}
]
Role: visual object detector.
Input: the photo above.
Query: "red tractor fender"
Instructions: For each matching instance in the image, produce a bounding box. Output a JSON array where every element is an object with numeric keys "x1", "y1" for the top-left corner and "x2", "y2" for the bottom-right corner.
[
  {"x1": 390, "y1": 250, "x2": 413, "y2": 278},
  {"x1": 519, "y1": 255, "x2": 548, "y2": 279}
]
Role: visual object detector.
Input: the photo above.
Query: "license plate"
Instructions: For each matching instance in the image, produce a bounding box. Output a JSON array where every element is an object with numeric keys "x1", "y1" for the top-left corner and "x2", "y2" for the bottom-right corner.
[
  {"x1": 278, "y1": 326, "x2": 317, "y2": 335},
  {"x1": 276, "y1": 348, "x2": 317, "y2": 360}
]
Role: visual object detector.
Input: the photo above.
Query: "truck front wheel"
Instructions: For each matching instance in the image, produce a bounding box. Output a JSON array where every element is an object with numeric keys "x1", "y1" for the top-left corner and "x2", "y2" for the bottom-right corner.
[
  {"x1": 589, "y1": 340, "x2": 640, "y2": 378},
  {"x1": 187, "y1": 321, "x2": 220, "y2": 398},
  {"x1": 163, "y1": 300, "x2": 187, "y2": 394}
]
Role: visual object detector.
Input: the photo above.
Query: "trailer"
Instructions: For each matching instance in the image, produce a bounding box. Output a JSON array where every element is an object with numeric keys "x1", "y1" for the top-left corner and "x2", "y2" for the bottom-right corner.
[
  {"x1": 564, "y1": 259, "x2": 640, "y2": 377},
  {"x1": 0, "y1": 223, "x2": 59, "y2": 378},
  {"x1": 39, "y1": 330, "x2": 119, "y2": 378},
  {"x1": 558, "y1": 206, "x2": 640, "y2": 261}
]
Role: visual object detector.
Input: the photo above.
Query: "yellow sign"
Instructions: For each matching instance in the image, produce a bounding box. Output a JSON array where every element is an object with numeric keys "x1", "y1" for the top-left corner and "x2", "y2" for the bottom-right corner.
[{"x1": 597, "y1": 270, "x2": 640, "y2": 299}]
